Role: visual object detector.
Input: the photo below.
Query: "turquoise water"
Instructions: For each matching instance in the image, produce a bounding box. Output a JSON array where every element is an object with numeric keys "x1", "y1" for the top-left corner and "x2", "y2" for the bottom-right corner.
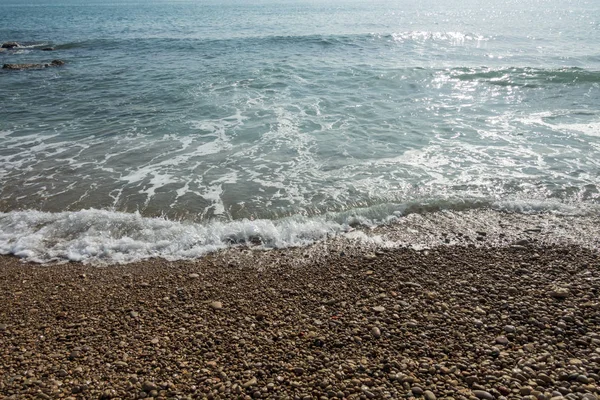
[{"x1": 1, "y1": 0, "x2": 600, "y2": 263}]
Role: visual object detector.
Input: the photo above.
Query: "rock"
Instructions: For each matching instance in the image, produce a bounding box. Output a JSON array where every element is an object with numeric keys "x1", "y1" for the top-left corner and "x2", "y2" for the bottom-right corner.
[
  {"x1": 371, "y1": 326, "x2": 381, "y2": 338},
  {"x1": 129, "y1": 311, "x2": 139, "y2": 318},
  {"x1": 473, "y1": 390, "x2": 495, "y2": 400},
  {"x1": 188, "y1": 273, "x2": 200, "y2": 279},
  {"x1": 550, "y1": 287, "x2": 570, "y2": 299},
  {"x1": 372, "y1": 306, "x2": 385, "y2": 313},
  {"x1": 0, "y1": 324, "x2": 7, "y2": 331},
  {"x1": 141, "y1": 381, "x2": 158, "y2": 392},
  {"x1": 495, "y1": 336, "x2": 509, "y2": 345},
  {"x1": 424, "y1": 390, "x2": 437, "y2": 400},
  {"x1": 3, "y1": 63, "x2": 46, "y2": 70},
  {"x1": 515, "y1": 239, "x2": 529, "y2": 246},
  {"x1": 520, "y1": 386, "x2": 533, "y2": 396},
  {"x1": 507, "y1": 287, "x2": 519, "y2": 295},
  {"x1": 41, "y1": 47, "x2": 55, "y2": 51},
  {"x1": 504, "y1": 325, "x2": 516, "y2": 333},
  {"x1": 209, "y1": 301, "x2": 223, "y2": 310},
  {"x1": 150, "y1": 338, "x2": 159, "y2": 344},
  {"x1": 3, "y1": 60, "x2": 65, "y2": 70},
  {"x1": 293, "y1": 367, "x2": 304, "y2": 375},
  {"x1": 411, "y1": 386, "x2": 424, "y2": 396},
  {"x1": 2, "y1": 42, "x2": 20, "y2": 49},
  {"x1": 243, "y1": 377, "x2": 257, "y2": 388}
]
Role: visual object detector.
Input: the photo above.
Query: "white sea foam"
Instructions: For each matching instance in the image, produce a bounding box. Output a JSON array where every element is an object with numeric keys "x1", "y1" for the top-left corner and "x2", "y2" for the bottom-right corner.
[
  {"x1": 0, "y1": 209, "x2": 353, "y2": 264},
  {"x1": 0, "y1": 200, "x2": 598, "y2": 265}
]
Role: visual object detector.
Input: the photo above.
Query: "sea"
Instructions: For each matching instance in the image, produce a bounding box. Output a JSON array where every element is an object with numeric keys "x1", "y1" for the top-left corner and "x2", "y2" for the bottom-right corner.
[{"x1": 1, "y1": 0, "x2": 599, "y2": 264}]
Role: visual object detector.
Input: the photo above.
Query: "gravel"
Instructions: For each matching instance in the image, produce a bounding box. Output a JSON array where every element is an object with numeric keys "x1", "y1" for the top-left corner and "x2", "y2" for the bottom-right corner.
[{"x1": 0, "y1": 243, "x2": 599, "y2": 399}]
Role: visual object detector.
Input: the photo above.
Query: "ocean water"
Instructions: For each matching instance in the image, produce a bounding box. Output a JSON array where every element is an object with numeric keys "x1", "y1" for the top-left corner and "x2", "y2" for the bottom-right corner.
[{"x1": 1, "y1": 0, "x2": 600, "y2": 263}]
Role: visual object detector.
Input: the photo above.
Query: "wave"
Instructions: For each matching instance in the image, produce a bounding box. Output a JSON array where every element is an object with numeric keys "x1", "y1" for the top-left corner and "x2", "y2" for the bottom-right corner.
[
  {"x1": 1, "y1": 198, "x2": 598, "y2": 265},
  {"x1": 449, "y1": 67, "x2": 600, "y2": 87},
  {"x1": 52, "y1": 30, "x2": 490, "y2": 53}
]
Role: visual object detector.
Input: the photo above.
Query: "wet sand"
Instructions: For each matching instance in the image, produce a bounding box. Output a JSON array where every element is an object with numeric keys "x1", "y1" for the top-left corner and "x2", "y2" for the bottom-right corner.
[{"x1": 1, "y1": 240, "x2": 599, "y2": 399}]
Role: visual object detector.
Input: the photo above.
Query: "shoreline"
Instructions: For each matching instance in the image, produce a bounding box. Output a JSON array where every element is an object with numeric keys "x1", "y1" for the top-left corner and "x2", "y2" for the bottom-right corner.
[{"x1": 1, "y1": 242, "x2": 599, "y2": 399}]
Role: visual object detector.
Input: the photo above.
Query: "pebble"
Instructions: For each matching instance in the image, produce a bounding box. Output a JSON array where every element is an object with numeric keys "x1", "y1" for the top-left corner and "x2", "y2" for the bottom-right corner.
[
  {"x1": 243, "y1": 377, "x2": 257, "y2": 388},
  {"x1": 411, "y1": 386, "x2": 424, "y2": 396},
  {"x1": 141, "y1": 381, "x2": 158, "y2": 392},
  {"x1": 473, "y1": 390, "x2": 495, "y2": 400},
  {"x1": 424, "y1": 390, "x2": 437, "y2": 400},
  {"x1": 495, "y1": 336, "x2": 509, "y2": 345},
  {"x1": 372, "y1": 306, "x2": 385, "y2": 313},
  {"x1": 209, "y1": 301, "x2": 223, "y2": 310},
  {"x1": 550, "y1": 287, "x2": 570, "y2": 299},
  {"x1": 371, "y1": 326, "x2": 381, "y2": 338},
  {"x1": 504, "y1": 325, "x2": 516, "y2": 333},
  {"x1": 188, "y1": 273, "x2": 200, "y2": 279},
  {"x1": 129, "y1": 311, "x2": 139, "y2": 318}
]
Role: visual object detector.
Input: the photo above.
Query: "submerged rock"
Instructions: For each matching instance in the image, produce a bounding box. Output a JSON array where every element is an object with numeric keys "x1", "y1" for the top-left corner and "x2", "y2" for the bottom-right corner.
[{"x1": 3, "y1": 59, "x2": 65, "y2": 70}]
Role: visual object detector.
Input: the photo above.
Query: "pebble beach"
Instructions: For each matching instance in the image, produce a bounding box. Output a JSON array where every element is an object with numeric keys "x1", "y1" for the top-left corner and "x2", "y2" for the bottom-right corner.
[{"x1": 1, "y1": 233, "x2": 599, "y2": 400}]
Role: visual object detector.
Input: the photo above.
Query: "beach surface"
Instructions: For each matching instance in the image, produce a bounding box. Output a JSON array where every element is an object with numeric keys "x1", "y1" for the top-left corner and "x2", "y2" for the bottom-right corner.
[{"x1": 1, "y1": 237, "x2": 599, "y2": 399}]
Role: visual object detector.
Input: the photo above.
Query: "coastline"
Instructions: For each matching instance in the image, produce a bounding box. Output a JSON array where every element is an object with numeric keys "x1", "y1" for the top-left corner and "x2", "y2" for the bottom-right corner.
[{"x1": 1, "y1": 240, "x2": 599, "y2": 399}]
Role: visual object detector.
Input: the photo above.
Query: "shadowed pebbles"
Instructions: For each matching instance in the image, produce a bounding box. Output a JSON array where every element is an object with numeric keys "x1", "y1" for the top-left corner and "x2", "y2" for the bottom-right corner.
[{"x1": 0, "y1": 244, "x2": 599, "y2": 399}]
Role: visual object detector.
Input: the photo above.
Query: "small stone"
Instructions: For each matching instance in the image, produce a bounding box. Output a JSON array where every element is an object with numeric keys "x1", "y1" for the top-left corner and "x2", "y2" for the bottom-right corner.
[
  {"x1": 473, "y1": 390, "x2": 494, "y2": 400},
  {"x1": 371, "y1": 327, "x2": 381, "y2": 338},
  {"x1": 150, "y1": 338, "x2": 159, "y2": 344},
  {"x1": 550, "y1": 287, "x2": 570, "y2": 299},
  {"x1": 507, "y1": 287, "x2": 519, "y2": 295},
  {"x1": 188, "y1": 273, "x2": 200, "y2": 279},
  {"x1": 520, "y1": 386, "x2": 533, "y2": 396},
  {"x1": 293, "y1": 367, "x2": 304, "y2": 376},
  {"x1": 523, "y1": 343, "x2": 535, "y2": 352},
  {"x1": 504, "y1": 325, "x2": 516, "y2": 333},
  {"x1": 411, "y1": 386, "x2": 424, "y2": 396},
  {"x1": 497, "y1": 386, "x2": 510, "y2": 396},
  {"x1": 71, "y1": 385, "x2": 83, "y2": 394},
  {"x1": 209, "y1": 301, "x2": 223, "y2": 310},
  {"x1": 243, "y1": 377, "x2": 257, "y2": 388},
  {"x1": 129, "y1": 311, "x2": 139, "y2": 318},
  {"x1": 424, "y1": 390, "x2": 437, "y2": 400},
  {"x1": 141, "y1": 381, "x2": 158, "y2": 392},
  {"x1": 495, "y1": 336, "x2": 509, "y2": 345},
  {"x1": 372, "y1": 306, "x2": 385, "y2": 313},
  {"x1": 569, "y1": 358, "x2": 583, "y2": 366},
  {"x1": 0, "y1": 324, "x2": 7, "y2": 331}
]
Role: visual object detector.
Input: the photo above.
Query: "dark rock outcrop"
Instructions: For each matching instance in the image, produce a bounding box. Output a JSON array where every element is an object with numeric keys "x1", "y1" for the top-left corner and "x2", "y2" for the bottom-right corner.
[
  {"x1": 1, "y1": 42, "x2": 21, "y2": 49},
  {"x1": 2, "y1": 59, "x2": 65, "y2": 70},
  {"x1": 41, "y1": 47, "x2": 55, "y2": 51}
]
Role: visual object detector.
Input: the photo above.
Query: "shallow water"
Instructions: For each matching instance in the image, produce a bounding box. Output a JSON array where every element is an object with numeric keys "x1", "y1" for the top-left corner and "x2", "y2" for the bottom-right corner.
[{"x1": 1, "y1": 0, "x2": 599, "y2": 263}]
